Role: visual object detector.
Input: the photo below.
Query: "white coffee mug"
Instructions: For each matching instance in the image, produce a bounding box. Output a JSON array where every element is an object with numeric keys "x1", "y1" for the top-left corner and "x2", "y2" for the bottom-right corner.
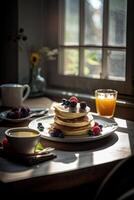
[{"x1": 0, "y1": 83, "x2": 30, "y2": 107}]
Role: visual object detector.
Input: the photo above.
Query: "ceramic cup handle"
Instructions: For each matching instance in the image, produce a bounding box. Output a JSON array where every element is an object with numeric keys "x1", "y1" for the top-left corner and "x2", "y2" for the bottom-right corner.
[{"x1": 22, "y1": 84, "x2": 30, "y2": 101}]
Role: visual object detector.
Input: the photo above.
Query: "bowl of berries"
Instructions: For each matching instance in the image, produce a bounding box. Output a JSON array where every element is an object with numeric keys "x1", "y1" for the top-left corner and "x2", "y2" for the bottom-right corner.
[{"x1": 0, "y1": 106, "x2": 31, "y2": 123}]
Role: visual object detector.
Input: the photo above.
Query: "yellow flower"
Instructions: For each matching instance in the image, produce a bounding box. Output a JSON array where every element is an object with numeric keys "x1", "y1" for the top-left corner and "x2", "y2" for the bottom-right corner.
[{"x1": 30, "y1": 52, "x2": 41, "y2": 67}]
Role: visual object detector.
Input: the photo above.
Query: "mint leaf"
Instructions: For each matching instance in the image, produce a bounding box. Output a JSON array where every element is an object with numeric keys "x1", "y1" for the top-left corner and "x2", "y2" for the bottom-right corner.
[{"x1": 35, "y1": 142, "x2": 44, "y2": 152}]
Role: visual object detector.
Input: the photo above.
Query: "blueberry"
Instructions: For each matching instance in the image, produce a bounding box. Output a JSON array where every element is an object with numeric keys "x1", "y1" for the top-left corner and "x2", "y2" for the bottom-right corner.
[
  {"x1": 62, "y1": 98, "x2": 67, "y2": 105},
  {"x1": 99, "y1": 124, "x2": 103, "y2": 130},
  {"x1": 38, "y1": 126, "x2": 44, "y2": 132},
  {"x1": 50, "y1": 129, "x2": 64, "y2": 138},
  {"x1": 65, "y1": 100, "x2": 70, "y2": 106},
  {"x1": 38, "y1": 122, "x2": 43, "y2": 127},
  {"x1": 50, "y1": 131, "x2": 59, "y2": 137},
  {"x1": 58, "y1": 132, "x2": 64, "y2": 138}
]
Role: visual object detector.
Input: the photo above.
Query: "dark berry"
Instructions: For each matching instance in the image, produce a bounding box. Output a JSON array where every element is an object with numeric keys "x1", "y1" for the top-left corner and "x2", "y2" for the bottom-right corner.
[
  {"x1": 38, "y1": 126, "x2": 44, "y2": 132},
  {"x1": 26, "y1": 107, "x2": 30, "y2": 113},
  {"x1": 99, "y1": 124, "x2": 103, "y2": 129},
  {"x1": 80, "y1": 101, "x2": 87, "y2": 110},
  {"x1": 38, "y1": 122, "x2": 43, "y2": 127},
  {"x1": 70, "y1": 100, "x2": 77, "y2": 107},
  {"x1": 99, "y1": 124, "x2": 103, "y2": 131},
  {"x1": 50, "y1": 131, "x2": 59, "y2": 137},
  {"x1": 65, "y1": 100, "x2": 70, "y2": 106},
  {"x1": 58, "y1": 132, "x2": 64, "y2": 138},
  {"x1": 20, "y1": 107, "x2": 30, "y2": 118},
  {"x1": 50, "y1": 129, "x2": 64, "y2": 137},
  {"x1": 21, "y1": 106, "x2": 30, "y2": 113},
  {"x1": 13, "y1": 111, "x2": 21, "y2": 119},
  {"x1": 62, "y1": 98, "x2": 67, "y2": 105},
  {"x1": 6, "y1": 111, "x2": 14, "y2": 119}
]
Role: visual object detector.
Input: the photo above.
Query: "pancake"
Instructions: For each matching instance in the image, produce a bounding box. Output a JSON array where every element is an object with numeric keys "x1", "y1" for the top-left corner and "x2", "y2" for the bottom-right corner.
[
  {"x1": 54, "y1": 103, "x2": 90, "y2": 119},
  {"x1": 50, "y1": 119, "x2": 95, "y2": 136},
  {"x1": 49, "y1": 98, "x2": 94, "y2": 136},
  {"x1": 54, "y1": 113, "x2": 93, "y2": 127}
]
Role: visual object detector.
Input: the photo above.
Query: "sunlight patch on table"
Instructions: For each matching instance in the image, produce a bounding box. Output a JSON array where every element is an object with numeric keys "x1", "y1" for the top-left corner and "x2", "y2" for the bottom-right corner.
[
  {"x1": 92, "y1": 131, "x2": 131, "y2": 165},
  {"x1": 114, "y1": 118, "x2": 127, "y2": 128}
]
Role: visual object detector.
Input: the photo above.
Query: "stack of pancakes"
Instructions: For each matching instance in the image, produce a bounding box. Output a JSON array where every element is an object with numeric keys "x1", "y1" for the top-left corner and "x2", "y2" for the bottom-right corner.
[{"x1": 50, "y1": 103, "x2": 95, "y2": 136}]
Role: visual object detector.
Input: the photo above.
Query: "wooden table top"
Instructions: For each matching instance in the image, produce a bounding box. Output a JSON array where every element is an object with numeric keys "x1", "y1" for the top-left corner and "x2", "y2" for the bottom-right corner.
[{"x1": 0, "y1": 97, "x2": 133, "y2": 193}]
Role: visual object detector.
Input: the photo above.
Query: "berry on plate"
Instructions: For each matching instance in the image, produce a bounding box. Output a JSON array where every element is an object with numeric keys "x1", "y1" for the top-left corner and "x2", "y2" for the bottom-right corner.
[{"x1": 69, "y1": 96, "x2": 79, "y2": 103}]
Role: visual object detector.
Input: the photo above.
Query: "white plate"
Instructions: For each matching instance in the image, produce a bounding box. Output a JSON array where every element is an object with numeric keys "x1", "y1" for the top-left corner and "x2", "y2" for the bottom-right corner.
[{"x1": 28, "y1": 114, "x2": 118, "y2": 143}]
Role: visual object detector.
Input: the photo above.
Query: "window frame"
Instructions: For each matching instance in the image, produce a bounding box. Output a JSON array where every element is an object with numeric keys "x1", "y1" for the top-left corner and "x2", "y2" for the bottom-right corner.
[{"x1": 46, "y1": 0, "x2": 134, "y2": 96}]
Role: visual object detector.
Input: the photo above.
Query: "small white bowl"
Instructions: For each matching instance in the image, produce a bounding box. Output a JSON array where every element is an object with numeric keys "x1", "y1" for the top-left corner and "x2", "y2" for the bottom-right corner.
[{"x1": 5, "y1": 127, "x2": 41, "y2": 154}]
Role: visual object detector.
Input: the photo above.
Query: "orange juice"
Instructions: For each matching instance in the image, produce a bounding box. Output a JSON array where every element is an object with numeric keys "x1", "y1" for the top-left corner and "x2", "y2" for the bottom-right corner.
[{"x1": 95, "y1": 89, "x2": 118, "y2": 118}]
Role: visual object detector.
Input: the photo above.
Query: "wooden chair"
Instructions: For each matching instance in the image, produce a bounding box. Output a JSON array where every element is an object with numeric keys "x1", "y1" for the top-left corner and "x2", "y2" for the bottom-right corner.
[{"x1": 95, "y1": 155, "x2": 134, "y2": 200}]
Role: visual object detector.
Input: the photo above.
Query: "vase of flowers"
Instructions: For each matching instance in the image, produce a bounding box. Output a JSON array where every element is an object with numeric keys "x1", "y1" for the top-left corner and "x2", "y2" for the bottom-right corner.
[
  {"x1": 29, "y1": 52, "x2": 45, "y2": 95},
  {"x1": 29, "y1": 47, "x2": 58, "y2": 96}
]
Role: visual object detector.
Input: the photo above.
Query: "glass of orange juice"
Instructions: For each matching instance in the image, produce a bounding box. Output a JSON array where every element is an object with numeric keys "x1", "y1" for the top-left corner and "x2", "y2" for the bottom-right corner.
[{"x1": 95, "y1": 89, "x2": 118, "y2": 118}]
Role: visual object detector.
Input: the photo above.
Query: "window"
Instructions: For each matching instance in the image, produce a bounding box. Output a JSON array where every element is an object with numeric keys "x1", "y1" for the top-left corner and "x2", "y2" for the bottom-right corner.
[{"x1": 47, "y1": 0, "x2": 134, "y2": 96}]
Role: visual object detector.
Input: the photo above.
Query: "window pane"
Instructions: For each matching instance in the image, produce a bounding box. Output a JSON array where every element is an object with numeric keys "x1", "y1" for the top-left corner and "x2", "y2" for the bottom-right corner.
[
  {"x1": 107, "y1": 50, "x2": 126, "y2": 81},
  {"x1": 84, "y1": 49, "x2": 102, "y2": 78},
  {"x1": 64, "y1": 0, "x2": 79, "y2": 45},
  {"x1": 108, "y1": 0, "x2": 127, "y2": 46},
  {"x1": 63, "y1": 49, "x2": 79, "y2": 75},
  {"x1": 84, "y1": 0, "x2": 103, "y2": 45}
]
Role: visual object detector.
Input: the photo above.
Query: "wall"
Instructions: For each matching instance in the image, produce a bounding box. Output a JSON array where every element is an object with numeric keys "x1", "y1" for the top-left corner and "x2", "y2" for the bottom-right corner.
[
  {"x1": 18, "y1": 0, "x2": 47, "y2": 84},
  {"x1": 0, "y1": 0, "x2": 18, "y2": 84}
]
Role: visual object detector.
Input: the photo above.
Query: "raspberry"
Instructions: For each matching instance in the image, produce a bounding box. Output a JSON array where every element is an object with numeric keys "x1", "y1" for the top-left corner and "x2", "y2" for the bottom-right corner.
[
  {"x1": 2, "y1": 138, "x2": 9, "y2": 147},
  {"x1": 92, "y1": 126, "x2": 101, "y2": 136},
  {"x1": 69, "y1": 96, "x2": 78, "y2": 103}
]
